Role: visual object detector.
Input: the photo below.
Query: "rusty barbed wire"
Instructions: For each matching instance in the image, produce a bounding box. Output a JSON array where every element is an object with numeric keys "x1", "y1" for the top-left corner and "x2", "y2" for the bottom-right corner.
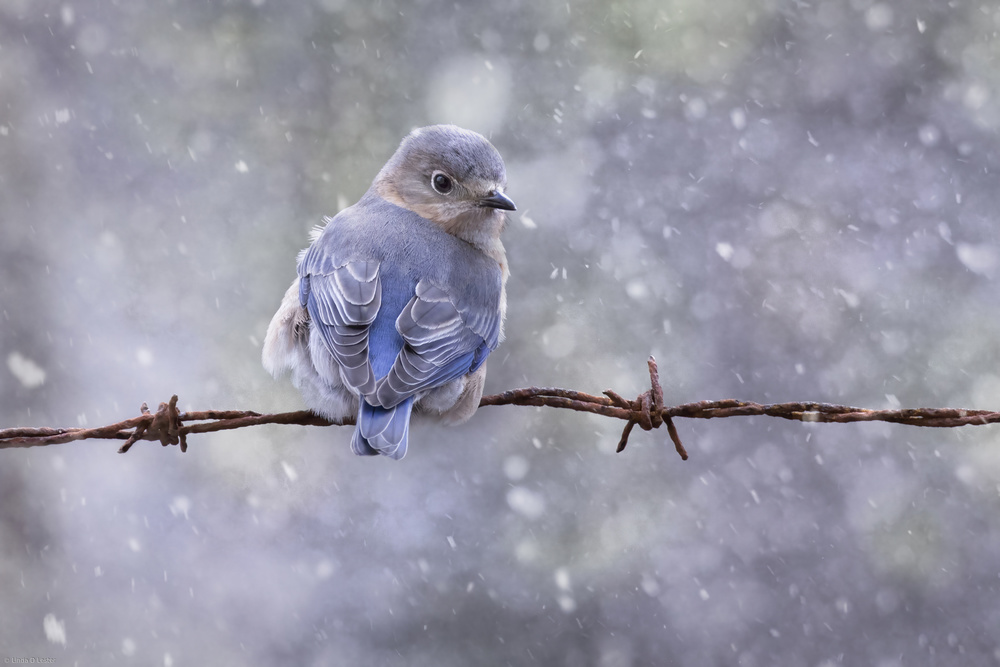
[{"x1": 3, "y1": 357, "x2": 999, "y2": 458}]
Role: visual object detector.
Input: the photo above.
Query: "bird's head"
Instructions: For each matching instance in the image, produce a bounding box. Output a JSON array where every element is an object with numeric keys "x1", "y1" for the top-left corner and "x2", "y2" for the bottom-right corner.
[{"x1": 374, "y1": 125, "x2": 515, "y2": 246}]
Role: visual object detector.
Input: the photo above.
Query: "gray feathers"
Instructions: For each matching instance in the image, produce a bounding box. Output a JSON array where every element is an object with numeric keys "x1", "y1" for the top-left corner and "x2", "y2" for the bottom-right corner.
[{"x1": 301, "y1": 260, "x2": 381, "y2": 397}]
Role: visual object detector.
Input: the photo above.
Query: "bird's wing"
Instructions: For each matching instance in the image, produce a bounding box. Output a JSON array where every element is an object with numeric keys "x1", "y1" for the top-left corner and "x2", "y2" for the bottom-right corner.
[
  {"x1": 299, "y1": 258, "x2": 381, "y2": 396},
  {"x1": 374, "y1": 279, "x2": 500, "y2": 408}
]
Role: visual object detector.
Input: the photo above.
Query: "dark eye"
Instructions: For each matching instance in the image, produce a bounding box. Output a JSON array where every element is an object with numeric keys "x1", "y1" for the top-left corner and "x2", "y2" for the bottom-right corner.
[{"x1": 431, "y1": 171, "x2": 453, "y2": 195}]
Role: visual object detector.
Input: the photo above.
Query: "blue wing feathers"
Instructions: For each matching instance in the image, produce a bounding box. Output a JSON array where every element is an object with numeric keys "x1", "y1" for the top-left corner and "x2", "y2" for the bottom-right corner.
[
  {"x1": 470, "y1": 339, "x2": 491, "y2": 373},
  {"x1": 298, "y1": 274, "x2": 311, "y2": 307},
  {"x1": 297, "y1": 196, "x2": 503, "y2": 458}
]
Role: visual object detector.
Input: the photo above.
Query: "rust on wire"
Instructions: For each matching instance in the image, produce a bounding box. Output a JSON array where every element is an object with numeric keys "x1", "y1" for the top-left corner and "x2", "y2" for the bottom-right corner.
[{"x1": 3, "y1": 356, "x2": 1000, "y2": 456}]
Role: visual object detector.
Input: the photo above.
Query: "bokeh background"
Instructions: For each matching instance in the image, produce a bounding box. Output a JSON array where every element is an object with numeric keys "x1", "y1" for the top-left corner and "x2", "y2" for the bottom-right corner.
[{"x1": 4, "y1": 0, "x2": 1000, "y2": 664}]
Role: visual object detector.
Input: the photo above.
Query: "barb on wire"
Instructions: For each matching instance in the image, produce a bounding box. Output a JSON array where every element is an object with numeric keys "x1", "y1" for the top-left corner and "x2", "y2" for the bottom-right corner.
[{"x1": 3, "y1": 356, "x2": 1000, "y2": 458}]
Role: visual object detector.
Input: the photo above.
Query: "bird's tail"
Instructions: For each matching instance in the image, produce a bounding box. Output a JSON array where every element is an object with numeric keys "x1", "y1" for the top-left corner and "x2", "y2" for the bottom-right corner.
[{"x1": 351, "y1": 397, "x2": 414, "y2": 460}]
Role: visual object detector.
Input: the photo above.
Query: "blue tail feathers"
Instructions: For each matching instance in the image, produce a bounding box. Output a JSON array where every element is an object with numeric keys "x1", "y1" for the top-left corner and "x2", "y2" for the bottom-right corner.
[{"x1": 351, "y1": 397, "x2": 414, "y2": 460}]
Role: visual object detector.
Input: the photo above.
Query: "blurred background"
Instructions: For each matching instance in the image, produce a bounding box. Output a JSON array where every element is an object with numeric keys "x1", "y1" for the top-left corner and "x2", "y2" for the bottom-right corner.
[{"x1": 3, "y1": 0, "x2": 1000, "y2": 664}]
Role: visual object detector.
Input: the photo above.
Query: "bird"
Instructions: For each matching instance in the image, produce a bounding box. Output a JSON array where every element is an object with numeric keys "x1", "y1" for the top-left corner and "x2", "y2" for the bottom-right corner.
[{"x1": 262, "y1": 125, "x2": 515, "y2": 460}]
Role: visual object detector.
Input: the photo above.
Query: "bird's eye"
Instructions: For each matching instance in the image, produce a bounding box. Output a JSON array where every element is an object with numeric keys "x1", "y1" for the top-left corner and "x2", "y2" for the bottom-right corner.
[{"x1": 431, "y1": 171, "x2": 453, "y2": 195}]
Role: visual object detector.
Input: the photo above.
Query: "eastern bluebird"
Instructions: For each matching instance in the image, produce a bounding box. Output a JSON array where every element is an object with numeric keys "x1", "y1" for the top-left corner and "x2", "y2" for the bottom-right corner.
[{"x1": 262, "y1": 125, "x2": 515, "y2": 460}]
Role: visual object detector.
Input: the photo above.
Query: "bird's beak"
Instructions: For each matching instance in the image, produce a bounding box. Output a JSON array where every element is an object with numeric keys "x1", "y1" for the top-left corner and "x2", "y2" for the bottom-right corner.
[{"x1": 478, "y1": 190, "x2": 517, "y2": 211}]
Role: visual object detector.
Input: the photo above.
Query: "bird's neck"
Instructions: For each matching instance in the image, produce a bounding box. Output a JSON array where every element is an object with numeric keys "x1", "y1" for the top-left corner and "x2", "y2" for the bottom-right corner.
[
  {"x1": 436, "y1": 210, "x2": 506, "y2": 259},
  {"x1": 374, "y1": 181, "x2": 507, "y2": 263}
]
